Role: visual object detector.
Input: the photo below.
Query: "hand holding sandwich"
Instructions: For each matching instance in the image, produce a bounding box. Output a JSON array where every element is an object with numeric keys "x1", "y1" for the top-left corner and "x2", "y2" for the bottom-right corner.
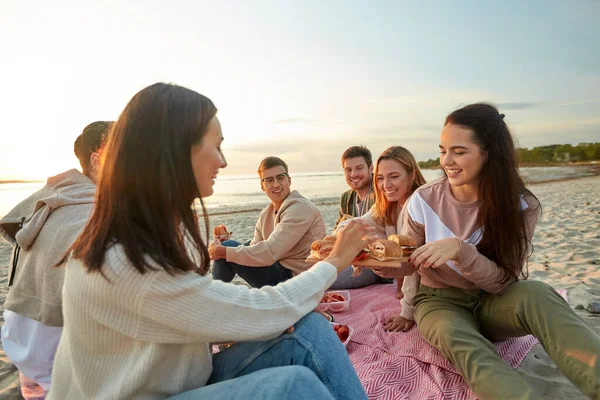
[
  {"x1": 324, "y1": 220, "x2": 378, "y2": 273},
  {"x1": 209, "y1": 224, "x2": 232, "y2": 260}
]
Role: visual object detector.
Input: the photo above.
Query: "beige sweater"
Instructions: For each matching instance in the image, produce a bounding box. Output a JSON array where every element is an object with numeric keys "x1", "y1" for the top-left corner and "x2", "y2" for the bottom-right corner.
[
  {"x1": 226, "y1": 190, "x2": 326, "y2": 275},
  {"x1": 0, "y1": 169, "x2": 95, "y2": 326},
  {"x1": 47, "y1": 244, "x2": 337, "y2": 400}
]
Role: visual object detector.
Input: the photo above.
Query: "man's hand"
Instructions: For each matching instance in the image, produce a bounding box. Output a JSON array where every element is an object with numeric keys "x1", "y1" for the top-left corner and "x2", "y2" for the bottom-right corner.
[{"x1": 208, "y1": 239, "x2": 227, "y2": 260}]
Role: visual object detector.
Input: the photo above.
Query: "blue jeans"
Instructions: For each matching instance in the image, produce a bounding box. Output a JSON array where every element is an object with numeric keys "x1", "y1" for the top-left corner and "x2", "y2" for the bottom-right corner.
[
  {"x1": 170, "y1": 366, "x2": 334, "y2": 399},
  {"x1": 329, "y1": 265, "x2": 393, "y2": 289},
  {"x1": 169, "y1": 313, "x2": 367, "y2": 399},
  {"x1": 212, "y1": 240, "x2": 293, "y2": 288}
]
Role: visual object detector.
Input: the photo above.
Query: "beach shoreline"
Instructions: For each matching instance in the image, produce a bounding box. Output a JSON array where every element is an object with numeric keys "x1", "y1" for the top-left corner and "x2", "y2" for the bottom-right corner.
[
  {"x1": 0, "y1": 174, "x2": 599, "y2": 398},
  {"x1": 202, "y1": 166, "x2": 600, "y2": 219}
]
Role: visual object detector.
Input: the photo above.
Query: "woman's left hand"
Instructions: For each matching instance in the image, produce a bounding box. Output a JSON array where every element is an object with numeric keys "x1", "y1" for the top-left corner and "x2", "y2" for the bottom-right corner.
[
  {"x1": 383, "y1": 315, "x2": 415, "y2": 332},
  {"x1": 410, "y1": 238, "x2": 461, "y2": 269}
]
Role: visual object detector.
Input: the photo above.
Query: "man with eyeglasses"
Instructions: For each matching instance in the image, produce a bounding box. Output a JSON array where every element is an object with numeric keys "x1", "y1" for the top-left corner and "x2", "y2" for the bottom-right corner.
[{"x1": 209, "y1": 156, "x2": 326, "y2": 288}]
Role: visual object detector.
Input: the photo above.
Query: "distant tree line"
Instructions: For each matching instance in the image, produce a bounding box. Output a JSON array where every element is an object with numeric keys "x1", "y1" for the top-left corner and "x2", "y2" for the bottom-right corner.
[
  {"x1": 418, "y1": 142, "x2": 600, "y2": 169},
  {"x1": 418, "y1": 158, "x2": 441, "y2": 169},
  {"x1": 516, "y1": 142, "x2": 600, "y2": 164}
]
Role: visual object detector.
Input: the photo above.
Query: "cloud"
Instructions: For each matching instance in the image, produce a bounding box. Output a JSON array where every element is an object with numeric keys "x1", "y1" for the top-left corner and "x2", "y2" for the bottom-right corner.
[
  {"x1": 556, "y1": 99, "x2": 600, "y2": 107},
  {"x1": 496, "y1": 102, "x2": 542, "y2": 110},
  {"x1": 273, "y1": 117, "x2": 320, "y2": 125}
]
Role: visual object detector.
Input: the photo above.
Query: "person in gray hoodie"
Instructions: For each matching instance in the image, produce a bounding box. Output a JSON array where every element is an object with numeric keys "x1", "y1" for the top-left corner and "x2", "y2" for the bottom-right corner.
[{"x1": 0, "y1": 121, "x2": 112, "y2": 397}]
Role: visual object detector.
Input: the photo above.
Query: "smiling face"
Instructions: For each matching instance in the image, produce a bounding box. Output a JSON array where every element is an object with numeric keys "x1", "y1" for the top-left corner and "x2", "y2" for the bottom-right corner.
[
  {"x1": 375, "y1": 159, "x2": 412, "y2": 204},
  {"x1": 439, "y1": 123, "x2": 488, "y2": 200},
  {"x1": 343, "y1": 157, "x2": 373, "y2": 191},
  {"x1": 260, "y1": 165, "x2": 292, "y2": 206},
  {"x1": 190, "y1": 116, "x2": 226, "y2": 198}
]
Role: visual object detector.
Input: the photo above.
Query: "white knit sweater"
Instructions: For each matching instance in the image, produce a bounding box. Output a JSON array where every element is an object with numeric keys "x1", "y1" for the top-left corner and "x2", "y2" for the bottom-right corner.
[{"x1": 47, "y1": 244, "x2": 337, "y2": 400}]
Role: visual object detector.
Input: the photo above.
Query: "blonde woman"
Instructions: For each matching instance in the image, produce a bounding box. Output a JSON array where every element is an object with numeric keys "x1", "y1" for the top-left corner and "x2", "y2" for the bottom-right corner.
[{"x1": 335, "y1": 146, "x2": 426, "y2": 332}]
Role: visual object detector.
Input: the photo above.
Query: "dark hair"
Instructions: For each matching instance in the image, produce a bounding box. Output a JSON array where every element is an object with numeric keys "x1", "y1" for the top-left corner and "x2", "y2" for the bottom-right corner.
[
  {"x1": 445, "y1": 103, "x2": 541, "y2": 283},
  {"x1": 71, "y1": 83, "x2": 217, "y2": 276},
  {"x1": 258, "y1": 156, "x2": 288, "y2": 175},
  {"x1": 342, "y1": 146, "x2": 372, "y2": 167},
  {"x1": 74, "y1": 121, "x2": 113, "y2": 177},
  {"x1": 373, "y1": 146, "x2": 426, "y2": 225}
]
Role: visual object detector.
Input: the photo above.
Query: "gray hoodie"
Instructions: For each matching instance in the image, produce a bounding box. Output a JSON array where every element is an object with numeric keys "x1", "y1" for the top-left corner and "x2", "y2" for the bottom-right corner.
[{"x1": 0, "y1": 169, "x2": 96, "y2": 326}]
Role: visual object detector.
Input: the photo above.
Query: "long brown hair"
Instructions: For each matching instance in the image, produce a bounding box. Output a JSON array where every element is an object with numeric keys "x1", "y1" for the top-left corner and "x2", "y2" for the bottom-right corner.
[
  {"x1": 70, "y1": 83, "x2": 216, "y2": 276},
  {"x1": 445, "y1": 103, "x2": 541, "y2": 282},
  {"x1": 373, "y1": 146, "x2": 426, "y2": 226}
]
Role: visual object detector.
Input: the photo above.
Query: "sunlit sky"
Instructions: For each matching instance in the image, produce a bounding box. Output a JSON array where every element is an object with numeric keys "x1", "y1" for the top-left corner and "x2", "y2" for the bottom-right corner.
[{"x1": 1, "y1": 1, "x2": 598, "y2": 181}]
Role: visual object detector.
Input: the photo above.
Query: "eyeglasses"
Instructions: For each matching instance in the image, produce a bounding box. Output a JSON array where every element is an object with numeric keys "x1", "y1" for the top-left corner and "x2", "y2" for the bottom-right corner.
[{"x1": 261, "y1": 173, "x2": 289, "y2": 184}]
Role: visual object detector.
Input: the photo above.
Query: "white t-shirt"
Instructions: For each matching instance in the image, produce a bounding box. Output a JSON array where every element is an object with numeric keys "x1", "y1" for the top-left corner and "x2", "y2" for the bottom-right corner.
[{"x1": 1, "y1": 310, "x2": 63, "y2": 390}]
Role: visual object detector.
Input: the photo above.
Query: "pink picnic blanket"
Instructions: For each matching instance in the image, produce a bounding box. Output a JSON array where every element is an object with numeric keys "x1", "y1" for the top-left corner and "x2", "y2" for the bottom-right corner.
[
  {"x1": 332, "y1": 284, "x2": 549, "y2": 400},
  {"x1": 18, "y1": 372, "x2": 46, "y2": 400}
]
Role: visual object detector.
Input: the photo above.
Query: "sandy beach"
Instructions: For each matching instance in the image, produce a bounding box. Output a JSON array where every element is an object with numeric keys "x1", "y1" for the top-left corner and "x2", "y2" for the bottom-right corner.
[{"x1": 0, "y1": 175, "x2": 599, "y2": 399}]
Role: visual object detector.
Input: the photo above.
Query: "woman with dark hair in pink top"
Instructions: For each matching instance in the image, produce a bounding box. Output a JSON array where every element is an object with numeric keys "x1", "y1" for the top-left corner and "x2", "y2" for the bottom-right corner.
[{"x1": 374, "y1": 103, "x2": 600, "y2": 399}]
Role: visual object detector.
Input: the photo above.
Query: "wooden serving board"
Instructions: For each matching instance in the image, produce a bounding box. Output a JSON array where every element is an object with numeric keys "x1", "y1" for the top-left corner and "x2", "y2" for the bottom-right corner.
[
  {"x1": 306, "y1": 257, "x2": 410, "y2": 268},
  {"x1": 351, "y1": 258, "x2": 409, "y2": 268}
]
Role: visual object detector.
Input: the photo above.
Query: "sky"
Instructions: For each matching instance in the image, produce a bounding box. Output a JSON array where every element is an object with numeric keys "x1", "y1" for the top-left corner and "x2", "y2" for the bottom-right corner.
[{"x1": 1, "y1": 0, "x2": 599, "y2": 180}]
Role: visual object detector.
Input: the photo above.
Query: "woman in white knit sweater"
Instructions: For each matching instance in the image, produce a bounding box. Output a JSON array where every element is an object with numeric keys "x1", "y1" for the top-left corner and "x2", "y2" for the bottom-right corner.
[
  {"x1": 335, "y1": 146, "x2": 426, "y2": 332},
  {"x1": 47, "y1": 83, "x2": 375, "y2": 400}
]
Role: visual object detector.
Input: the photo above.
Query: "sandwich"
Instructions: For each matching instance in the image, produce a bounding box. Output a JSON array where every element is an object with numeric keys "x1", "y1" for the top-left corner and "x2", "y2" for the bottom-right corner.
[
  {"x1": 214, "y1": 224, "x2": 228, "y2": 237},
  {"x1": 368, "y1": 239, "x2": 404, "y2": 261},
  {"x1": 309, "y1": 234, "x2": 370, "y2": 262},
  {"x1": 310, "y1": 235, "x2": 337, "y2": 260},
  {"x1": 213, "y1": 224, "x2": 232, "y2": 241},
  {"x1": 387, "y1": 234, "x2": 417, "y2": 256},
  {"x1": 387, "y1": 234, "x2": 416, "y2": 246}
]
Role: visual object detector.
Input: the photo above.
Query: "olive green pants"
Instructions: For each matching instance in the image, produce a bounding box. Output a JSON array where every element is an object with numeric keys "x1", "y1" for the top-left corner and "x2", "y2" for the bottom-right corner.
[{"x1": 414, "y1": 281, "x2": 600, "y2": 399}]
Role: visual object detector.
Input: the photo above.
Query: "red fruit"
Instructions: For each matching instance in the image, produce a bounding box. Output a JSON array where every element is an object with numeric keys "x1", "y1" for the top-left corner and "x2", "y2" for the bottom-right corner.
[
  {"x1": 338, "y1": 326, "x2": 350, "y2": 342},
  {"x1": 333, "y1": 324, "x2": 350, "y2": 342}
]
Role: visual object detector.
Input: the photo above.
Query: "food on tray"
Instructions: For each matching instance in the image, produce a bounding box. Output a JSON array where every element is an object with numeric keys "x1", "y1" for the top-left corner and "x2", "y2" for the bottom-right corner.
[
  {"x1": 368, "y1": 239, "x2": 404, "y2": 261},
  {"x1": 308, "y1": 233, "x2": 416, "y2": 263},
  {"x1": 387, "y1": 234, "x2": 417, "y2": 255},
  {"x1": 309, "y1": 235, "x2": 337, "y2": 259},
  {"x1": 317, "y1": 290, "x2": 350, "y2": 312},
  {"x1": 310, "y1": 234, "x2": 371, "y2": 262},
  {"x1": 388, "y1": 234, "x2": 416, "y2": 246},
  {"x1": 321, "y1": 292, "x2": 345, "y2": 303}
]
